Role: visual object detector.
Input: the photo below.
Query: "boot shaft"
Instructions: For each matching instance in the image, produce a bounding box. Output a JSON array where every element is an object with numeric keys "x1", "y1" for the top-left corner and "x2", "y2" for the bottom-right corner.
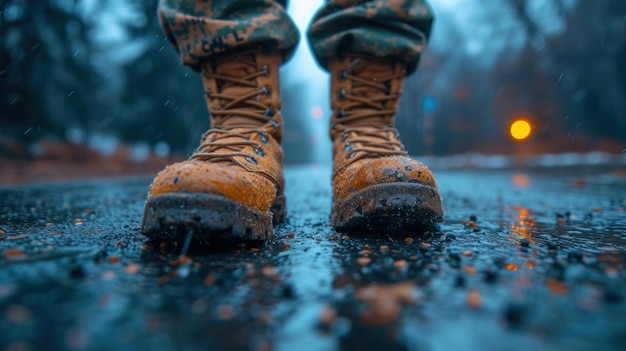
[
  {"x1": 201, "y1": 50, "x2": 284, "y2": 142},
  {"x1": 328, "y1": 55, "x2": 407, "y2": 141}
]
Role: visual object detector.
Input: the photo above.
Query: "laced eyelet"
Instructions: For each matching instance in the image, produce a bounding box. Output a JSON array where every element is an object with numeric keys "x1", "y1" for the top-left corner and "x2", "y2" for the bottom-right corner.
[
  {"x1": 264, "y1": 107, "x2": 274, "y2": 117},
  {"x1": 259, "y1": 134, "x2": 269, "y2": 145},
  {"x1": 339, "y1": 89, "x2": 346, "y2": 100},
  {"x1": 339, "y1": 69, "x2": 348, "y2": 80},
  {"x1": 270, "y1": 119, "x2": 280, "y2": 129},
  {"x1": 262, "y1": 64, "x2": 269, "y2": 75},
  {"x1": 262, "y1": 86, "x2": 269, "y2": 95},
  {"x1": 245, "y1": 156, "x2": 258, "y2": 165},
  {"x1": 342, "y1": 132, "x2": 349, "y2": 141},
  {"x1": 346, "y1": 152, "x2": 355, "y2": 159},
  {"x1": 330, "y1": 123, "x2": 336, "y2": 130},
  {"x1": 344, "y1": 144, "x2": 353, "y2": 152},
  {"x1": 254, "y1": 147, "x2": 266, "y2": 157},
  {"x1": 338, "y1": 109, "x2": 346, "y2": 119}
]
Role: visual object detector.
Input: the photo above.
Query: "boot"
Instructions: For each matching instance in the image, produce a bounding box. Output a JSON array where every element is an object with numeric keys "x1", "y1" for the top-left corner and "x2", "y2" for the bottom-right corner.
[
  {"x1": 141, "y1": 49, "x2": 286, "y2": 242},
  {"x1": 328, "y1": 54, "x2": 443, "y2": 232}
]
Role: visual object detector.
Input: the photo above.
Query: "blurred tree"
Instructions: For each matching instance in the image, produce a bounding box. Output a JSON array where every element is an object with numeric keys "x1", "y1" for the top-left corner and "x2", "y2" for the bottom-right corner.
[
  {"x1": 1, "y1": 0, "x2": 103, "y2": 148},
  {"x1": 112, "y1": 0, "x2": 208, "y2": 155}
]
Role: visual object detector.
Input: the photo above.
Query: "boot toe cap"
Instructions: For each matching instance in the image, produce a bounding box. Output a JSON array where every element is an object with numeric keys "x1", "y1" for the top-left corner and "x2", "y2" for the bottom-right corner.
[
  {"x1": 148, "y1": 160, "x2": 276, "y2": 212},
  {"x1": 334, "y1": 156, "x2": 438, "y2": 199}
]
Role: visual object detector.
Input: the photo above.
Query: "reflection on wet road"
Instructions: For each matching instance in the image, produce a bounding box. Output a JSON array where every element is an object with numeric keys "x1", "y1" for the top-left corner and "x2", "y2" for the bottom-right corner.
[{"x1": 1, "y1": 166, "x2": 625, "y2": 351}]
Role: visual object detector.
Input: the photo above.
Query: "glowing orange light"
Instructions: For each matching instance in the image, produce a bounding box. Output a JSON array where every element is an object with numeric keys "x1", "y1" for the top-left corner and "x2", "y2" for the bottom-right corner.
[
  {"x1": 510, "y1": 119, "x2": 532, "y2": 140},
  {"x1": 311, "y1": 106, "x2": 324, "y2": 119}
]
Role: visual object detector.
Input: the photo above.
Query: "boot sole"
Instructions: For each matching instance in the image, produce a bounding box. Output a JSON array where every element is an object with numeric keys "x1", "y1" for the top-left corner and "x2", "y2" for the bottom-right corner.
[
  {"x1": 141, "y1": 193, "x2": 286, "y2": 242},
  {"x1": 331, "y1": 183, "x2": 443, "y2": 233}
]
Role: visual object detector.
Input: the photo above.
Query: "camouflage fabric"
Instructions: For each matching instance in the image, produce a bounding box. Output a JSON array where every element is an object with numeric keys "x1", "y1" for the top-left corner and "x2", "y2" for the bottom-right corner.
[
  {"x1": 308, "y1": 0, "x2": 434, "y2": 74},
  {"x1": 159, "y1": 0, "x2": 433, "y2": 73},
  {"x1": 158, "y1": 0, "x2": 300, "y2": 68}
]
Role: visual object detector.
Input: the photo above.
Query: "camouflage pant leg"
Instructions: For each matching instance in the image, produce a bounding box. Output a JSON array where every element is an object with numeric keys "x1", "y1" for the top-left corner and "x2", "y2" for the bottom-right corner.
[
  {"x1": 307, "y1": 0, "x2": 434, "y2": 74},
  {"x1": 158, "y1": 0, "x2": 300, "y2": 68}
]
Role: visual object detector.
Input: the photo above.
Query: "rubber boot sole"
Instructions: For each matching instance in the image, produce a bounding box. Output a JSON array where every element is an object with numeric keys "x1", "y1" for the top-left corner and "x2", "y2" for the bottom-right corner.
[
  {"x1": 140, "y1": 193, "x2": 286, "y2": 242},
  {"x1": 331, "y1": 183, "x2": 443, "y2": 233}
]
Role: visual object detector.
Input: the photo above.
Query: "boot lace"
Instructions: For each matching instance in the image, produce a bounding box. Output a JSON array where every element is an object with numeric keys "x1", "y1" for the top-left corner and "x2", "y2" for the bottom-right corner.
[
  {"x1": 334, "y1": 59, "x2": 408, "y2": 165},
  {"x1": 191, "y1": 52, "x2": 278, "y2": 163}
]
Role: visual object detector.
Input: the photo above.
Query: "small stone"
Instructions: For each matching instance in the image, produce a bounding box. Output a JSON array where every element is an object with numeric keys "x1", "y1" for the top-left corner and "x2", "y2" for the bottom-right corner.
[
  {"x1": 547, "y1": 240, "x2": 558, "y2": 250},
  {"x1": 519, "y1": 239, "x2": 530, "y2": 247},
  {"x1": 603, "y1": 285, "x2": 623, "y2": 303},
  {"x1": 484, "y1": 269, "x2": 498, "y2": 283},
  {"x1": 404, "y1": 237, "x2": 414, "y2": 244},
  {"x1": 504, "y1": 303, "x2": 527, "y2": 326},
  {"x1": 455, "y1": 275, "x2": 466, "y2": 287},
  {"x1": 567, "y1": 250, "x2": 583, "y2": 262},
  {"x1": 69, "y1": 266, "x2": 85, "y2": 279},
  {"x1": 281, "y1": 284, "x2": 295, "y2": 299}
]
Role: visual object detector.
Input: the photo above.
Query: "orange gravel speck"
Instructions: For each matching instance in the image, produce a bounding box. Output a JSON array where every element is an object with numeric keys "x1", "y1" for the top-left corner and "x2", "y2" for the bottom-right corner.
[
  {"x1": 217, "y1": 305, "x2": 234, "y2": 320},
  {"x1": 204, "y1": 273, "x2": 216, "y2": 286},
  {"x1": 547, "y1": 277, "x2": 569, "y2": 295},
  {"x1": 108, "y1": 256, "x2": 120, "y2": 264},
  {"x1": 357, "y1": 257, "x2": 372, "y2": 266},
  {"x1": 380, "y1": 245, "x2": 389, "y2": 251},
  {"x1": 125, "y1": 264, "x2": 140, "y2": 274},
  {"x1": 170, "y1": 255, "x2": 192, "y2": 266},
  {"x1": 393, "y1": 260, "x2": 408, "y2": 269},
  {"x1": 356, "y1": 282, "x2": 418, "y2": 325},
  {"x1": 2, "y1": 248, "x2": 26, "y2": 258},
  {"x1": 319, "y1": 306, "x2": 338, "y2": 326},
  {"x1": 286, "y1": 232, "x2": 294, "y2": 238},
  {"x1": 404, "y1": 237, "x2": 414, "y2": 244},
  {"x1": 463, "y1": 266, "x2": 477, "y2": 275},
  {"x1": 505, "y1": 263, "x2": 519, "y2": 271},
  {"x1": 467, "y1": 289, "x2": 482, "y2": 309}
]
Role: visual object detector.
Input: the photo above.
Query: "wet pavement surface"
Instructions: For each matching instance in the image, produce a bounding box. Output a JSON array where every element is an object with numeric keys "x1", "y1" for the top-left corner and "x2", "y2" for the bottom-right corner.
[{"x1": 1, "y1": 165, "x2": 625, "y2": 351}]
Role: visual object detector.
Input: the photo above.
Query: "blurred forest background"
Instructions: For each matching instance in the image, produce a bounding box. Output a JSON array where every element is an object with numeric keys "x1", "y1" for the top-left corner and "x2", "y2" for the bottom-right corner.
[{"x1": 1, "y1": 0, "x2": 625, "y2": 169}]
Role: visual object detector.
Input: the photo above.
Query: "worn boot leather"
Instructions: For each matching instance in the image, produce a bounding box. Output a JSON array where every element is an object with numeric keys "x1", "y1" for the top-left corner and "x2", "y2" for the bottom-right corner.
[
  {"x1": 328, "y1": 54, "x2": 443, "y2": 233},
  {"x1": 141, "y1": 49, "x2": 286, "y2": 242}
]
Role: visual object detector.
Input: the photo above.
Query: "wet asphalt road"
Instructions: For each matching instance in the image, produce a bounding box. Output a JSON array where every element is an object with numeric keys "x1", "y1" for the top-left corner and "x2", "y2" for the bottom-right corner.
[{"x1": 0, "y1": 165, "x2": 625, "y2": 351}]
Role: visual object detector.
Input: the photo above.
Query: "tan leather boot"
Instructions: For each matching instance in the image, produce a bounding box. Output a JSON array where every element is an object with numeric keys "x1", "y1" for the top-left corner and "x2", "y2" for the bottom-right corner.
[
  {"x1": 329, "y1": 54, "x2": 443, "y2": 232},
  {"x1": 141, "y1": 49, "x2": 286, "y2": 242}
]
